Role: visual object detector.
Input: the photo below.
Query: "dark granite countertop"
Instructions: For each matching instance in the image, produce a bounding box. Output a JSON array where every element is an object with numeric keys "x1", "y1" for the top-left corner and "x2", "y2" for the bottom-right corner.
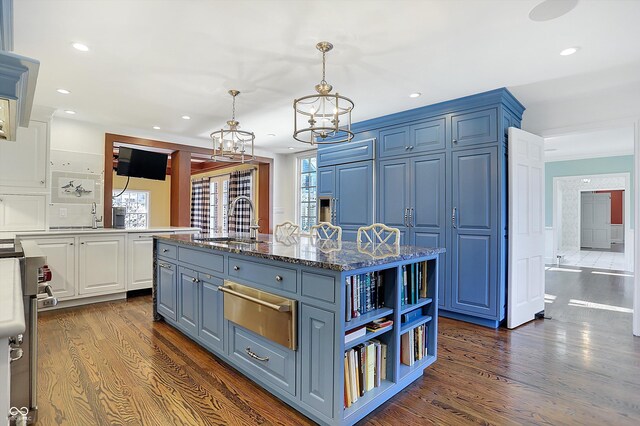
[{"x1": 155, "y1": 233, "x2": 445, "y2": 272}]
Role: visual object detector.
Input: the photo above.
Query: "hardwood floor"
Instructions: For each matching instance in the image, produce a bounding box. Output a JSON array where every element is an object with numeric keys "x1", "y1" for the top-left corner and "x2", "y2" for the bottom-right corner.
[{"x1": 37, "y1": 294, "x2": 640, "y2": 425}]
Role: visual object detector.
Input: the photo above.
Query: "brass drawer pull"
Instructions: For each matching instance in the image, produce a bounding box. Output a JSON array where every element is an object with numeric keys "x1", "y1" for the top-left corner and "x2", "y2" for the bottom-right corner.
[
  {"x1": 245, "y1": 347, "x2": 269, "y2": 362},
  {"x1": 219, "y1": 286, "x2": 290, "y2": 312}
]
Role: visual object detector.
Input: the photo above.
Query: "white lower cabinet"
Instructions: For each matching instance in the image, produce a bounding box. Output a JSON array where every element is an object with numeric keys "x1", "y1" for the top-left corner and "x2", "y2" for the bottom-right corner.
[
  {"x1": 33, "y1": 237, "x2": 76, "y2": 299},
  {"x1": 127, "y1": 233, "x2": 154, "y2": 290},
  {"x1": 78, "y1": 235, "x2": 126, "y2": 295},
  {"x1": 0, "y1": 194, "x2": 46, "y2": 231}
]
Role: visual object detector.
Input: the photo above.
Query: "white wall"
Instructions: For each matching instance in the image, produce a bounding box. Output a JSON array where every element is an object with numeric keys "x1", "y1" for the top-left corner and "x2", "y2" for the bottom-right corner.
[{"x1": 271, "y1": 152, "x2": 297, "y2": 226}]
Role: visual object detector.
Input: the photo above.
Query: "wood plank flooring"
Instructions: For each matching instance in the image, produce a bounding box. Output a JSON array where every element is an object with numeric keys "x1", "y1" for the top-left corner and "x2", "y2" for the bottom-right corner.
[{"x1": 37, "y1": 292, "x2": 640, "y2": 425}]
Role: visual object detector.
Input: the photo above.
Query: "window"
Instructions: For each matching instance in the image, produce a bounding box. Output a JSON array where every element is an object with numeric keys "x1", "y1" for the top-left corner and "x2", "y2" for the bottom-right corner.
[
  {"x1": 209, "y1": 175, "x2": 230, "y2": 233},
  {"x1": 112, "y1": 190, "x2": 150, "y2": 229},
  {"x1": 298, "y1": 155, "x2": 317, "y2": 233}
]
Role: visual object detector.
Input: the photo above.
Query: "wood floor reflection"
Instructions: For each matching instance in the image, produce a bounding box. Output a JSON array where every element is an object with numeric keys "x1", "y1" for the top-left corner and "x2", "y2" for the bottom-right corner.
[{"x1": 37, "y1": 286, "x2": 639, "y2": 425}]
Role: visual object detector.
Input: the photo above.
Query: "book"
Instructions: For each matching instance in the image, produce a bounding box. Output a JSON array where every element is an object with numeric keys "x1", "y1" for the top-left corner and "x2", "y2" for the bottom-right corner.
[
  {"x1": 348, "y1": 349, "x2": 358, "y2": 403},
  {"x1": 420, "y1": 262, "x2": 427, "y2": 299},
  {"x1": 366, "y1": 317, "x2": 393, "y2": 333},
  {"x1": 345, "y1": 326, "x2": 366, "y2": 343},
  {"x1": 380, "y1": 343, "x2": 387, "y2": 380},
  {"x1": 374, "y1": 341, "x2": 382, "y2": 387},
  {"x1": 344, "y1": 352, "x2": 351, "y2": 407},
  {"x1": 401, "y1": 309, "x2": 422, "y2": 324},
  {"x1": 365, "y1": 343, "x2": 375, "y2": 392},
  {"x1": 357, "y1": 344, "x2": 366, "y2": 397},
  {"x1": 345, "y1": 277, "x2": 352, "y2": 322}
]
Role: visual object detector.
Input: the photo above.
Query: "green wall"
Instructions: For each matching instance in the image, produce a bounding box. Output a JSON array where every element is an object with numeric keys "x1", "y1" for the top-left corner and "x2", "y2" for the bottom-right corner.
[{"x1": 545, "y1": 155, "x2": 634, "y2": 227}]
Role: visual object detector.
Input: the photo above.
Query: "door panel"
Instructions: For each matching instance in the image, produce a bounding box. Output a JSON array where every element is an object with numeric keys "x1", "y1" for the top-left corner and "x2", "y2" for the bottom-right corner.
[
  {"x1": 335, "y1": 161, "x2": 373, "y2": 227},
  {"x1": 451, "y1": 233, "x2": 496, "y2": 316},
  {"x1": 157, "y1": 262, "x2": 177, "y2": 321},
  {"x1": 379, "y1": 126, "x2": 409, "y2": 158},
  {"x1": 581, "y1": 192, "x2": 611, "y2": 249},
  {"x1": 453, "y1": 149, "x2": 495, "y2": 230},
  {"x1": 451, "y1": 108, "x2": 498, "y2": 148},
  {"x1": 378, "y1": 158, "x2": 409, "y2": 231},
  {"x1": 410, "y1": 118, "x2": 447, "y2": 153},
  {"x1": 78, "y1": 236, "x2": 125, "y2": 294},
  {"x1": 178, "y1": 267, "x2": 199, "y2": 335},
  {"x1": 199, "y1": 274, "x2": 224, "y2": 351},
  {"x1": 317, "y1": 166, "x2": 335, "y2": 197},
  {"x1": 33, "y1": 238, "x2": 76, "y2": 299}
]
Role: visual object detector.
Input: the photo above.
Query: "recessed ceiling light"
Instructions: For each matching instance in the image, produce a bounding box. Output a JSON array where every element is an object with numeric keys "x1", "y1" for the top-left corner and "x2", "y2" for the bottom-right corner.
[
  {"x1": 181, "y1": 115, "x2": 191, "y2": 120},
  {"x1": 288, "y1": 147, "x2": 295, "y2": 150},
  {"x1": 152, "y1": 126, "x2": 161, "y2": 130},
  {"x1": 560, "y1": 47, "x2": 579, "y2": 56},
  {"x1": 56, "y1": 88, "x2": 71, "y2": 94},
  {"x1": 529, "y1": 0, "x2": 579, "y2": 22},
  {"x1": 72, "y1": 42, "x2": 89, "y2": 52},
  {"x1": 409, "y1": 92, "x2": 422, "y2": 98},
  {"x1": 267, "y1": 133, "x2": 276, "y2": 137},
  {"x1": 64, "y1": 110, "x2": 76, "y2": 115}
]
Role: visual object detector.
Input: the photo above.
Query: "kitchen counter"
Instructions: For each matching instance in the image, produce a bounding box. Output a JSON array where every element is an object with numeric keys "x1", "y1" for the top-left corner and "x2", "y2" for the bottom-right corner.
[
  {"x1": 155, "y1": 233, "x2": 444, "y2": 271},
  {"x1": 2, "y1": 226, "x2": 199, "y2": 239},
  {"x1": 0, "y1": 258, "x2": 25, "y2": 339}
]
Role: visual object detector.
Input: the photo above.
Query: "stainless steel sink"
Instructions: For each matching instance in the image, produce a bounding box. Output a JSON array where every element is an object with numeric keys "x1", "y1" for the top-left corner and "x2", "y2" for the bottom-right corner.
[{"x1": 193, "y1": 236, "x2": 264, "y2": 246}]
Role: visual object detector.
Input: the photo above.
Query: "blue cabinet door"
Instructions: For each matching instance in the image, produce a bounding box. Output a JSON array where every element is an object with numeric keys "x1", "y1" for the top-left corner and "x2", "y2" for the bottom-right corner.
[
  {"x1": 410, "y1": 153, "x2": 447, "y2": 308},
  {"x1": 451, "y1": 107, "x2": 498, "y2": 148},
  {"x1": 199, "y1": 273, "x2": 224, "y2": 352},
  {"x1": 317, "y1": 166, "x2": 335, "y2": 197},
  {"x1": 300, "y1": 304, "x2": 335, "y2": 418},
  {"x1": 178, "y1": 267, "x2": 199, "y2": 335},
  {"x1": 378, "y1": 125, "x2": 409, "y2": 158},
  {"x1": 335, "y1": 161, "x2": 373, "y2": 228},
  {"x1": 378, "y1": 158, "x2": 410, "y2": 236},
  {"x1": 451, "y1": 147, "x2": 498, "y2": 318},
  {"x1": 316, "y1": 138, "x2": 374, "y2": 167},
  {"x1": 157, "y1": 261, "x2": 177, "y2": 321},
  {"x1": 410, "y1": 117, "x2": 447, "y2": 153}
]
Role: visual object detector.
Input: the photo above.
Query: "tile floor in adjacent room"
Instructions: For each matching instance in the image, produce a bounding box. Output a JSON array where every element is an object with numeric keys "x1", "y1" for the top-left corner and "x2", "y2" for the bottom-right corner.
[{"x1": 556, "y1": 243, "x2": 628, "y2": 271}]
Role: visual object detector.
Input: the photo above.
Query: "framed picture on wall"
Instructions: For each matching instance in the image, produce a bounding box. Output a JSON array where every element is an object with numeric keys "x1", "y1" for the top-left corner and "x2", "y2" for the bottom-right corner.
[{"x1": 51, "y1": 171, "x2": 102, "y2": 204}]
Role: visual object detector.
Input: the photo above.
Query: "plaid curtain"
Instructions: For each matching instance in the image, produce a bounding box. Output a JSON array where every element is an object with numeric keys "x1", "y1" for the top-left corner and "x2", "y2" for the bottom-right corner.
[
  {"x1": 228, "y1": 170, "x2": 253, "y2": 233},
  {"x1": 190, "y1": 178, "x2": 210, "y2": 233}
]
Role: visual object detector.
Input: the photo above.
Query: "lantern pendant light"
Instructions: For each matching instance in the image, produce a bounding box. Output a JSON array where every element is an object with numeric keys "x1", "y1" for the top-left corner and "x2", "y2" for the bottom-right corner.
[{"x1": 210, "y1": 90, "x2": 255, "y2": 163}]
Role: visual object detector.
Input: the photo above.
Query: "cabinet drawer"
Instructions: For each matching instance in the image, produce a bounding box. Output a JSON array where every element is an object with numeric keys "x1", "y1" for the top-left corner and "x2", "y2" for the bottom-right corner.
[
  {"x1": 229, "y1": 323, "x2": 296, "y2": 396},
  {"x1": 178, "y1": 247, "x2": 224, "y2": 273},
  {"x1": 228, "y1": 257, "x2": 297, "y2": 293},
  {"x1": 157, "y1": 242, "x2": 177, "y2": 259},
  {"x1": 317, "y1": 138, "x2": 374, "y2": 167},
  {"x1": 301, "y1": 271, "x2": 335, "y2": 303}
]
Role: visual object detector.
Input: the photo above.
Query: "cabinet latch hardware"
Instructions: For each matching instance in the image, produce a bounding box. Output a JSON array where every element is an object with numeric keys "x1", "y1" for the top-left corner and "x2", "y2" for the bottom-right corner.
[{"x1": 245, "y1": 347, "x2": 269, "y2": 362}]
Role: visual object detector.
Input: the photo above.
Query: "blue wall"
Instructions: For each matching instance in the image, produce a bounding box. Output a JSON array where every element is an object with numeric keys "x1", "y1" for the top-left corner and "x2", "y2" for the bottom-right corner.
[{"x1": 545, "y1": 155, "x2": 634, "y2": 227}]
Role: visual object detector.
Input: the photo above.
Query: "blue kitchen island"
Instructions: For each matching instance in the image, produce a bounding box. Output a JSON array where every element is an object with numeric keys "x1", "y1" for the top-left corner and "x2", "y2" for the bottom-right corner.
[{"x1": 153, "y1": 233, "x2": 443, "y2": 425}]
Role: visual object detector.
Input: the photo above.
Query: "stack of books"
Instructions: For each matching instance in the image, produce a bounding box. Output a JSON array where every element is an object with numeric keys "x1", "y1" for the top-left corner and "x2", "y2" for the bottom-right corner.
[
  {"x1": 344, "y1": 318, "x2": 393, "y2": 344},
  {"x1": 401, "y1": 262, "x2": 427, "y2": 306},
  {"x1": 345, "y1": 271, "x2": 385, "y2": 321},
  {"x1": 343, "y1": 340, "x2": 388, "y2": 408},
  {"x1": 400, "y1": 324, "x2": 427, "y2": 366}
]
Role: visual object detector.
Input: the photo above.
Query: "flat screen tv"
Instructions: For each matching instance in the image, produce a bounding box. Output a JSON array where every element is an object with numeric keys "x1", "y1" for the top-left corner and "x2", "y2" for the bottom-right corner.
[{"x1": 116, "y1": 147, "x2": 168, "y2": 181}]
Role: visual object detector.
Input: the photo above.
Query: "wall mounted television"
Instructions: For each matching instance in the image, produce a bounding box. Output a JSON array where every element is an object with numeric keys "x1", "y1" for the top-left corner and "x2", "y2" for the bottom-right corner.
[{"x1": 116, "y1": 147, "x2": 168, "y2": 181}]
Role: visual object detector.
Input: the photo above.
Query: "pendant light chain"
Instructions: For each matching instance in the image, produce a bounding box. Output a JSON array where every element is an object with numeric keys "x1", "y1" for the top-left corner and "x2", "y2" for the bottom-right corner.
[{"x1": 321, "y1": 49, "x2": 327, "y2": 85}]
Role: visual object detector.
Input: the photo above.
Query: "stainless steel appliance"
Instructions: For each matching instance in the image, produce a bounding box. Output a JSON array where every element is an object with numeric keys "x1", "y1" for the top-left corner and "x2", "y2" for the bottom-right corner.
[
  {"x1": 1, "y1": 239, "x2": 57, "y2": 424},
  {"x1": 220, "y1": 281, "x2": 297, "y2": 350},
  {"x1": 112, "y1": 206, "x2": 126, "y2": 229}
]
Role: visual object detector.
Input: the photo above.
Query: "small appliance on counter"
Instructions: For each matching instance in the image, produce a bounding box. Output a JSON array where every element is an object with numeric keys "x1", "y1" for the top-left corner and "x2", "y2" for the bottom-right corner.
[{"x1": 112, "y1": 207, "x2": 126, "y2": 229}]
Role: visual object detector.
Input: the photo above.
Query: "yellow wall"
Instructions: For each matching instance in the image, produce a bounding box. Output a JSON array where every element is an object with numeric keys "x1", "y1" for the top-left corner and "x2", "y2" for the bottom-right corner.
[
  {"x1": 112, "y1": 172, "x2": 171, "y2": 227},
  {"x1": 191, "y1": 164, "x2": 259, "y2": 214}
]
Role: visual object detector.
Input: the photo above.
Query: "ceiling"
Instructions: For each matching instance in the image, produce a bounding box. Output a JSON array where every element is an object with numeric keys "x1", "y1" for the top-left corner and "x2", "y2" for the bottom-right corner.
[
  {"x1": 544, "y1": 126, "x2": 635, "y2": 162},
  {"x1": 13, "y1": 0, "x2": 640, "y2": 153}
]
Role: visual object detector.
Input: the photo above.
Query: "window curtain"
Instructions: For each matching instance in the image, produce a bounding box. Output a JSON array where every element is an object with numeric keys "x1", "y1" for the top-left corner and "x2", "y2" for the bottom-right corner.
[
  {"x1": 190, "y1": 178, "x2": 210, "y2": 233},
  {"x1": 228, "y1": 169, "x2": 253, "y2": 233}
]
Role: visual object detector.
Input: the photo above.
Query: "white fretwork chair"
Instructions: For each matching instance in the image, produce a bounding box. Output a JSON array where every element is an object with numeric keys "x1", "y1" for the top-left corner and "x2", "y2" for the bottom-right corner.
[
  {"x1": 310, "y1": 222, "x2": 342, "y2": 241},
  {"x1": 274, "y1": 221, "x2": 300, "y2": 238},
  {"x1": 356, "y1": 223, "x2": 401, "y2": 258}
]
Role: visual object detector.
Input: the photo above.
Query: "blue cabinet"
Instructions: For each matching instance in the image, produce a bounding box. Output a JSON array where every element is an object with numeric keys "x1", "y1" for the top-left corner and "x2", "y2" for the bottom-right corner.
[
  {"x1": 451, "y1": 147, "x2": 498, "y2": 317},
  {"x1": 317, "y1": 167, "x2": 335, "y2": 197},
  {"x1": 378, "y1": 125, "x2": 409, "y2": 158},
  {"x1": 157, "y1": 261, "x2": 177, "y2": 321},
  {"x1": 451, "y1": 107, "x2": 498, "y2": 148},
  {"x1": 199, "y1": 273, "x2": 224, "y2": 352},
  {"x1": 317, "y1": 138, "x2": 374, "y2": 167},
  {"x1": 378, "y1": 158, "x2": 410, "y2": 242},
  {"x1": 178, "y1": 267, "x2": 199, "y2": 335},
  {"x1": 411, "y1": 118, "x2": 447, "y2": 153}
]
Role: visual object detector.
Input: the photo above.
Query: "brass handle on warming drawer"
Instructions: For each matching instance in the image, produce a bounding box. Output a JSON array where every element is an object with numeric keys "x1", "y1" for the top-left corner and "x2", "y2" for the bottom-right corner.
[
  {"x1": 245, "y1": 347, "x2": 269, "y2": 362},
  {"x1": 219, "y1": 286, "x2": 291, "y2": 312}
]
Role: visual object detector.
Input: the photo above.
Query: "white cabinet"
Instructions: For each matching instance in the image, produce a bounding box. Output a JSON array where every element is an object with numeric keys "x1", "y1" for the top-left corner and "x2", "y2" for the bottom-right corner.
[
  {"x1": 0, "y1": 120, "x2": 48, "y2": 189},
  {"x1": 0, "y1": 194, "x2": 46, "y2": 231},
  {"x1": 78, "y1": 235, "x2": 126, "y2": 295},
  {"x1": 1, "y1": 338, "x2": 9, "y2": 426},
  {"x1": 33, "y1": 237, "x2": 76, "y2": 299},
  {"x1": 127, "y1": 233, "x2": 154, "y2": 290}
]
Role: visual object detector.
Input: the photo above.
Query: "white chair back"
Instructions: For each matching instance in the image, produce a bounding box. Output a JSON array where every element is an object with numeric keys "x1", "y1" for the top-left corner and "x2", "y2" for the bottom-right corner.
[
  {"x1": 310, "y1": 222, "x2": 342, "y2": 241},
  {"x1": 357, "y1": 223, "x2": 400, "y2": 246},
  {"x1": 275, "y1": 221, "x2": 299, "y2": 238}
]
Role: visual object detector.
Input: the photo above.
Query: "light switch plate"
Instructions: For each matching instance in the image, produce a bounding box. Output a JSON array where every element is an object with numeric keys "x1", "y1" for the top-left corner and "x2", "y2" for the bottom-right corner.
[{"x1": 59, "y1": 207, "x2": 67, "y2": 217}]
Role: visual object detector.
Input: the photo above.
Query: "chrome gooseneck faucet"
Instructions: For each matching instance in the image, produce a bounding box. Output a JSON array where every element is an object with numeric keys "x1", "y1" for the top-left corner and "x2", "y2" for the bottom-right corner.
[
  {"x1": 228, "y1": 196, "x2": 259, "y2": 239},
  {"x1": 91, "y1": 202, "x2": 103, "y2": 229}
]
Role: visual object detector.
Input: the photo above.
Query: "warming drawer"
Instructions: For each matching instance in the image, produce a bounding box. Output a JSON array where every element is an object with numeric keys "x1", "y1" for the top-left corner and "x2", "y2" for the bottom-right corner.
[{"x1": 220, "y1": 281, "x2": 297, "y2": 350}]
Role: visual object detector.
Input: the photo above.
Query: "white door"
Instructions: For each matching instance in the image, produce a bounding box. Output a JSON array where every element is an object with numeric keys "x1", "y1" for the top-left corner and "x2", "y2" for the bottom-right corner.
[
  {"x1": 508, "y1": 128, "x2": 545, "y2": 329},
  {"x1": 0, "y1": 121, "x2": 48, "y2": 189},
  {"x1": 32, "y1": 237, "x2": 76, "y2": 299},
  {"x1": 78, "y1": 235, "x2": 126, "y2": 295},
  {"x1": 581, "y1": 193, "x2": 611, "y2": 249},
  {"x1": 0, "y1": 194, "x2": 46, "y2": 231},
  {"x1": 128, "y1": 234, "x2": 154, "y2": 290}
]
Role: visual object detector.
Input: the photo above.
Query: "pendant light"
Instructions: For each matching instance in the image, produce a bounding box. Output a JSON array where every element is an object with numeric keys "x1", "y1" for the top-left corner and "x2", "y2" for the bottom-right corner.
[
  {"x1": 293, "y1": 42, "x2": 354, "y2": 145},
  {"x1": 210, "y1": 90, "x2": 255, "y2": 163}
]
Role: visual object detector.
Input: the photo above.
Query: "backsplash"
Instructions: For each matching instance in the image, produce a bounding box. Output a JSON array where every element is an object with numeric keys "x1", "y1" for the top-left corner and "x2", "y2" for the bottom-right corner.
[{"x1": 49, "y1": 150, "x2": 104, "y2": 227}]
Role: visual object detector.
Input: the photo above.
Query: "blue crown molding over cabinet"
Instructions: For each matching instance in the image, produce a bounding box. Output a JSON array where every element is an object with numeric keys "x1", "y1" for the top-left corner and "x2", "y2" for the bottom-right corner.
[{"x1": 317, "y1": 88, "x2": 525, "y2": 328}]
